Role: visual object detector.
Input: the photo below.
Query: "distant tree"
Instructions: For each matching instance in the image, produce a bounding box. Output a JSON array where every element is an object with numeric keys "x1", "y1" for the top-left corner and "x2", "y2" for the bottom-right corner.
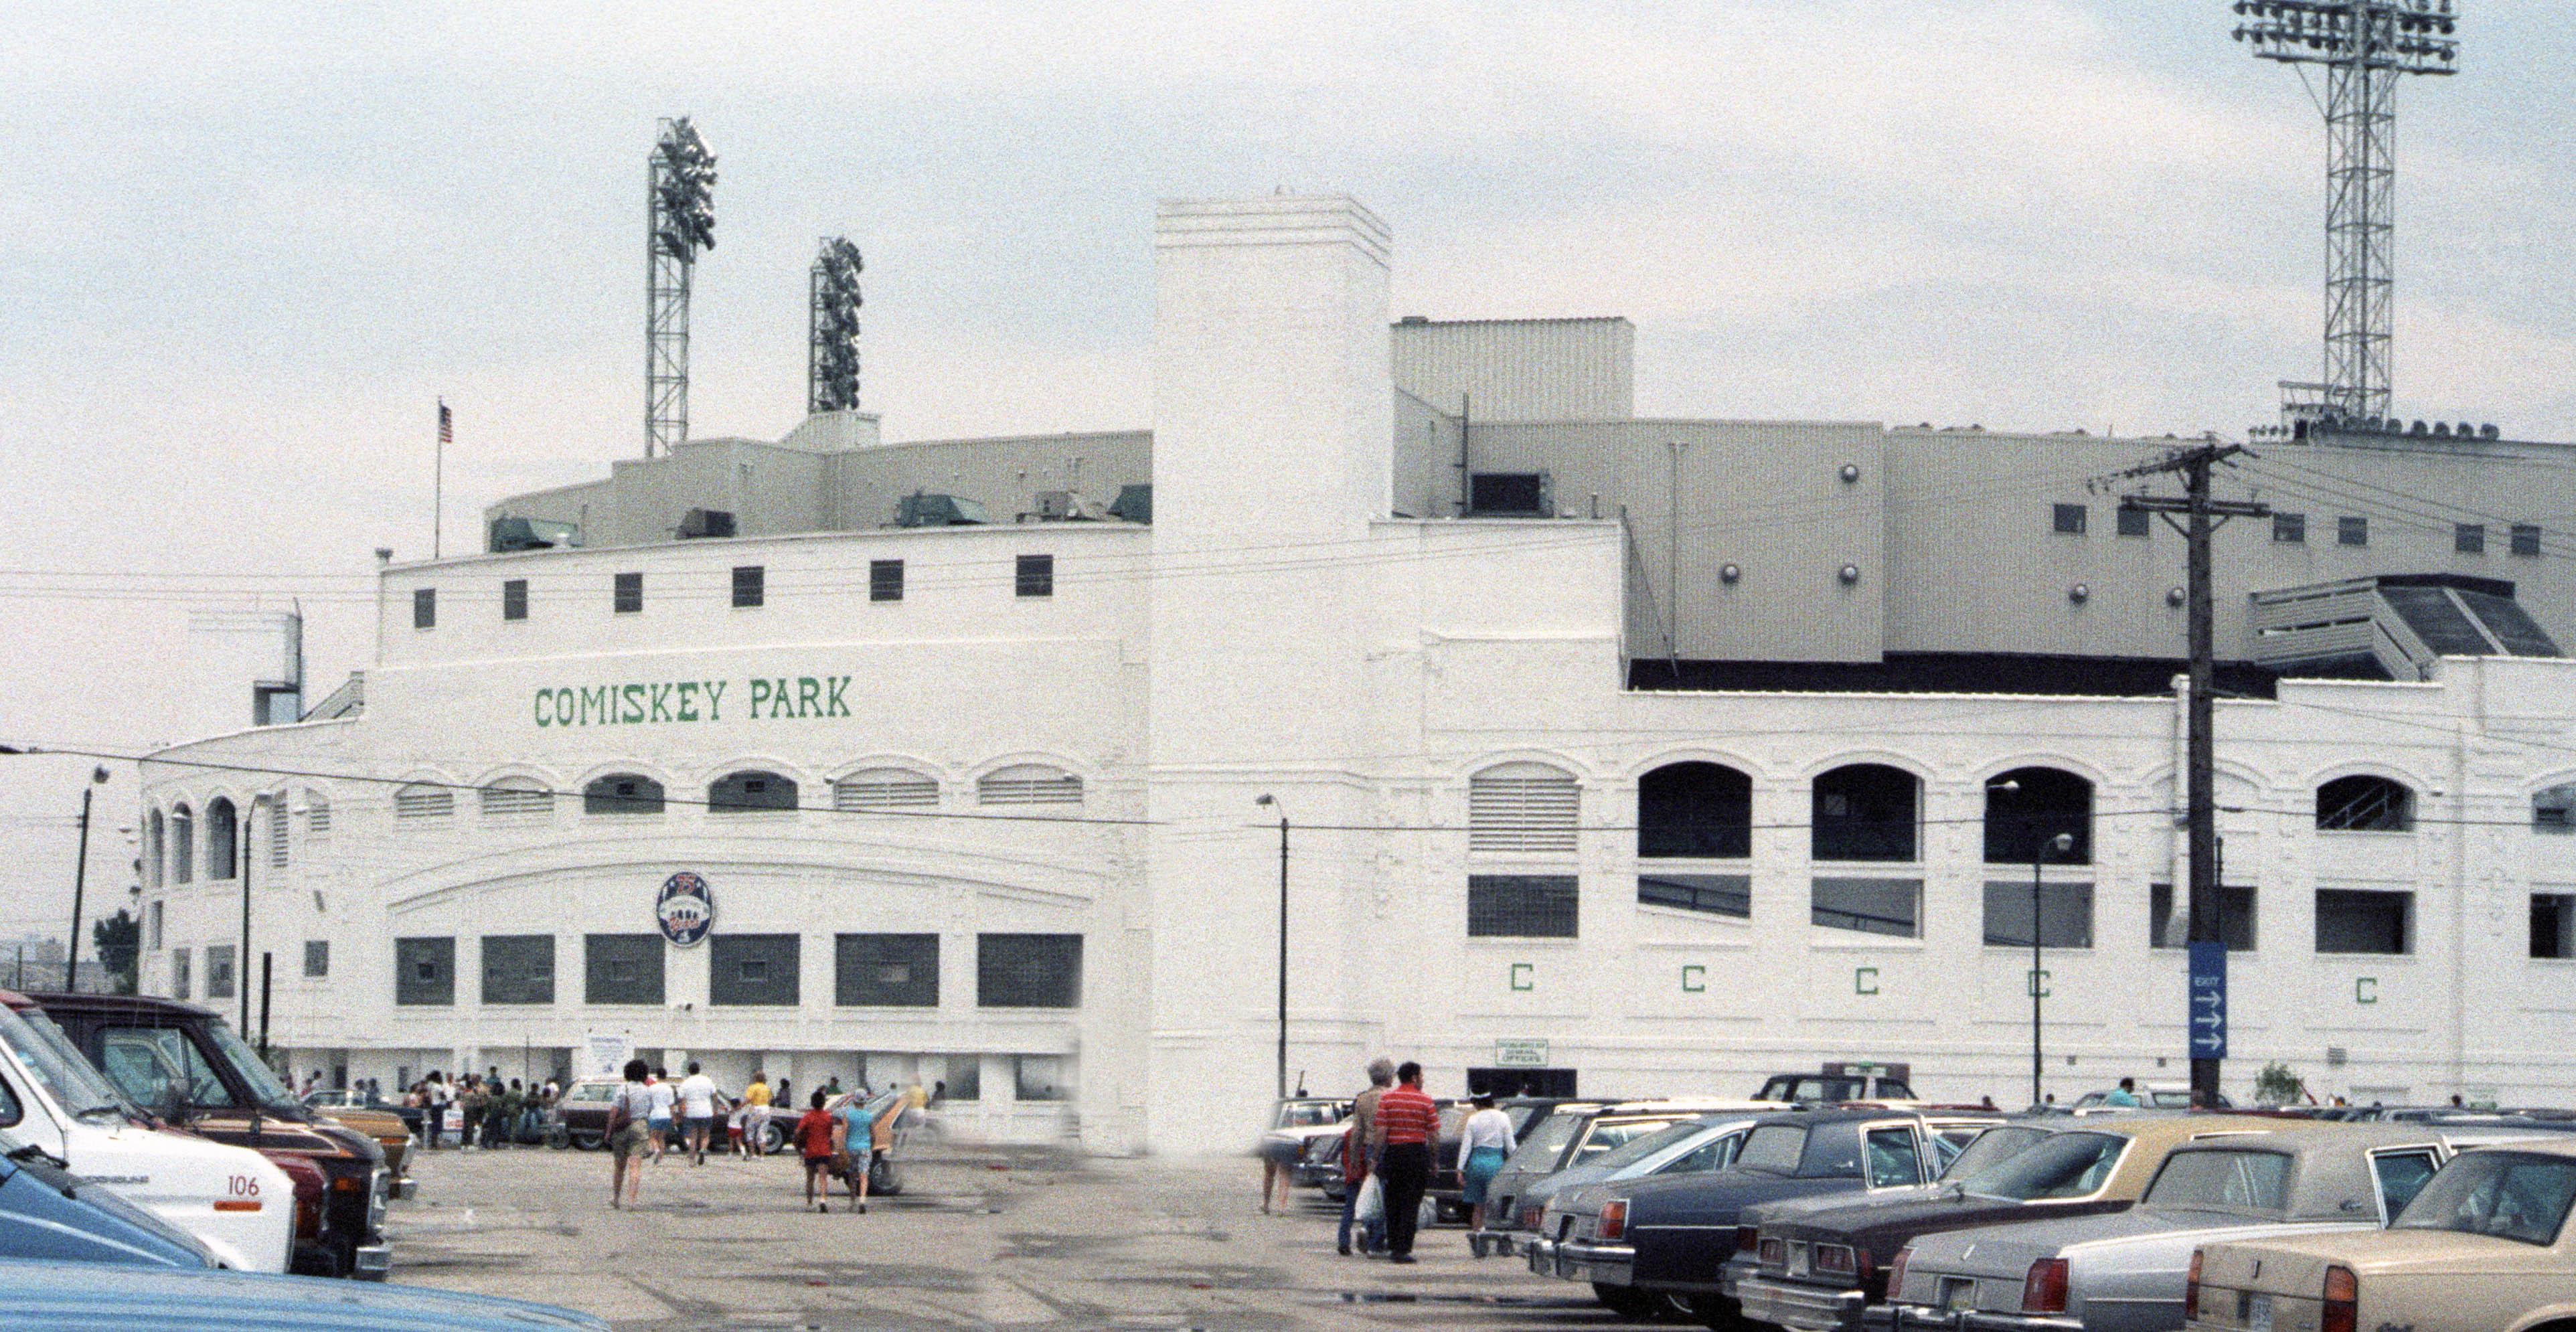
[
  {"x1": 90, "y1": 909, "x2": 139, "y2": 995},
  {"x1": 2253, "y1": 1061, "x2": 2306, "y2": 1106}
]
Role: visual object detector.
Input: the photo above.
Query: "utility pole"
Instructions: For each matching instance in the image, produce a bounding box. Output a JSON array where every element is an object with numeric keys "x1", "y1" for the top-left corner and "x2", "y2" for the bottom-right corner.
[
  {"x1": 66, "y1": 769, "x2": 107, "y2": 992},
  {"x1": 239, "y1": 801, "x2": 254, "y2": 1033},
  {"x1": 2118, "y1": 441, "x2": 2267, "y2": 1106}
]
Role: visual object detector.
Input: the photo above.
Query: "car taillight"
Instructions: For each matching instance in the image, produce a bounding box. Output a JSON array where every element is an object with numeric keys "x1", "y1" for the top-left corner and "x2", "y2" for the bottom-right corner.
[
  {"x1": 1886, "y1": 1246, "x2": 1912, "y2": 1301},
  {"x1": 1759, "y1": 1236, "x2": 1786, "y2": 1266},
  {"x1": 2021, "y1": 1258, "x2": 2069, "y2": 1315},
  {"x1": 1520, "y1": 1203, "x2": 1542, "y2": 1230},
  {"x1": 2183, "y1": 1250, "x2": 2202, "y2": 1320},
  {"x1": 1735, "y1": 1225, "x2": 1761, "y2": 1254},
  {"x1": 1600, "y1": 1199, "x2": 1628, "y2": 1242},
  {"x1": 1815, "y1": 1244, "x2": 1858, "y2": 1277},
  {"x1": 2322, "y1": 1264, "x2": 2358, "y2": 1332}
]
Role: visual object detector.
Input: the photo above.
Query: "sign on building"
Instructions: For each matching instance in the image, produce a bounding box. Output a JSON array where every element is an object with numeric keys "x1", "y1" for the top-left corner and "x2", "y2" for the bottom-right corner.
[{"x1": 1493, "y1": 1039, "x2": 1549, "y2": 1068}]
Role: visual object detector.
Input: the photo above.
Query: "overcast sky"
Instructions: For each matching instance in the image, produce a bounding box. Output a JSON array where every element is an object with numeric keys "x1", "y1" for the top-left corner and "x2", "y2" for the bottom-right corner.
[{"x1": 2, "y1": 1, "x2": 2569, "y2": 937}]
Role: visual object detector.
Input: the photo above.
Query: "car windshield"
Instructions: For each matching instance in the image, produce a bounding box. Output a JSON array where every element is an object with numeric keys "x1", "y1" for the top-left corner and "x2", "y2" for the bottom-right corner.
[
  {"x1": 202, "y1": 1021, "x2": 301, "y2": 1112},
  {"x1": 1762, "y1": 1076, "x2": 1865, "y2": 1103},
  {"x1": 1586, "y1": 1118, "x2": 1720, "y2": 1172},
  {"x1": 0, "y1": 1007, "x2": 125, "y2": 1119},
  {"x1": 1737, "y1": 1124, "x2": 1809, "y2": 1173},
  {"x1": 2392, "y1": 1151, "x2": 2576, "y2": 1247},
  {"x1": 2144, "y1": 1149, "x2": 2294, "y2": 1213},
  {"x1": 1274, "y1": 1101, "x2": 1341, "y2": 1129},
  {"x1": 1939, "y1": 1126, "x2": 2049, "y2": 1181},
  {"x1": 1504, "y1": 1111, "x2": 1587, "y2": 1173},
  {"x1": 1961, "y1": 1131, "x2": 2127, "y2": 1200},
  {"x1": 569, "y1": 1082, "x2": 617, "y2": 1103}
]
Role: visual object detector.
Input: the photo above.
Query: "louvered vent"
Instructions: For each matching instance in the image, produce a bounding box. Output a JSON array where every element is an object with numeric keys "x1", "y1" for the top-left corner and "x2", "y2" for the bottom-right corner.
[
  {"x1": 394, "y1": 784, "x2": 455, "y2": 820},
  {"x1": 479, "y1": 782, "x2": 555, "y2": 819},
  {"x1": 1469, "y1": 765, "x2": 1580, "y2": 854},
  {"x1": 303, "y1": 792, "x2": 331, "y2": 835},
  {"x1": 268, "y1": 799, "x2": 290, "y2": 868},
  {"x1": 835, "y1": 769, "x2": 940, "y2": 812},
  {"x1": 977, "y1": 765, "x2": 1083, "y2": 807}
]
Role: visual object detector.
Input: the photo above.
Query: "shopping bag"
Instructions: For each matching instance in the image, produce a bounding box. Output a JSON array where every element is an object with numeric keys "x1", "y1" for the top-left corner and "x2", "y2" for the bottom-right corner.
[{"x1": 1354, "y1": 1172, "x2": 1386, "y2": 1224}]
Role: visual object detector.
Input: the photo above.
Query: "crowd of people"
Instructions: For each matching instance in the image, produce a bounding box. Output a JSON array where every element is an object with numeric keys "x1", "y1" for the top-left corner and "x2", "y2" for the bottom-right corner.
[
  {"x1": 600, "y1": 1060, "x2": 930, "y2": 1212},
  {"x1": 362, "y1": 1069, "x2": 562, "y2": 1149},
  {"x1": 1264, "y1": 1058, "x2": 1518, "y2": 1265}
]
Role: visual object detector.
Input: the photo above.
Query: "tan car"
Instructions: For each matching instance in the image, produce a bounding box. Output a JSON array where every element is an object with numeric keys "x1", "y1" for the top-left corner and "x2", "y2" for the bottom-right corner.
[{"x1": 2186, "y1": 1135, "x2": 2576, "y2": 1332}]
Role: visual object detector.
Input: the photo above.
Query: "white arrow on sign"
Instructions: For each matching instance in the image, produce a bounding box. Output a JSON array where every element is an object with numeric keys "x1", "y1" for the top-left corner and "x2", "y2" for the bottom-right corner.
[{"x1": 2192, "y1": 1033, "x2": 2225, "y2": 1054}]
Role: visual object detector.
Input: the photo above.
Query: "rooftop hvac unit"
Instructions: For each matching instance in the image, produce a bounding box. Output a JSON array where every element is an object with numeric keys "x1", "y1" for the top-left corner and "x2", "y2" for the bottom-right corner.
[
  {"x1": 677, "y1": 507, "x2": 736, "y2": 539},
  {"x1": 489, "y1": 517, "x2": 582, "y2": 552},
  {"x1": 894, "y1": 492, "x2": 989, "y2": 527},
  {"x1": 1035, "y1": 490, "x2": 1078, "y2": 520},
  {"x1": 1108, "y1": 484, "x2": 1152, "y2": 524}
]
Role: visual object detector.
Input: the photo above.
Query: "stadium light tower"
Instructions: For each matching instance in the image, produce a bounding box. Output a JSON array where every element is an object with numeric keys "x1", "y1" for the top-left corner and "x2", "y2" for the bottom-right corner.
[
  {"x1": 2233, "y1": 1, "x2": 2459, "y2": 428},
  {"x1": 809, "y1": 237, "x2": 865, "y2": 414},
  {"x1": 647, "y1": 117, "x2": 717, "y2": 457}
]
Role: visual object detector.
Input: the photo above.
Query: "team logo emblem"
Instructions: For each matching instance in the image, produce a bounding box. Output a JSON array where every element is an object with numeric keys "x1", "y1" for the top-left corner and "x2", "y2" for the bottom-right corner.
[{"x1": 656, "y1": 871, "x2": 715, "y2": 946}]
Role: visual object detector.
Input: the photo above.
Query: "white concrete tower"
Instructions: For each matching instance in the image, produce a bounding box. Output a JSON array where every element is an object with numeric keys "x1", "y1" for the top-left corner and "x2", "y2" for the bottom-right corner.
[{"x1": 1143, "y1": 197, "x2": 1394, "y2": 1153}]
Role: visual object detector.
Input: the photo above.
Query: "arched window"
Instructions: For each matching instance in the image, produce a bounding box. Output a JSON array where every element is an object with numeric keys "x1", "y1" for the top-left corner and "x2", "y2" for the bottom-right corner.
[
  {"x1": 1469, "y1": 762, "x2": 1579, "y2": 855},
  {"x1": 394, "y1": 782, "x2": 455, "y2": 821},
  {"x1": 146, "y1": 811, "x2": 165, "y2": 888},
  {"x1": 977, "y1": 764, "x2": 1083, "y2": 807},
  {"x1": 583, "y1": 774, "x2": 665, "y2": 816},
  {"x1": 1812, "y1": 764, "x2": 1919, "y2": 862},
  {"x1": 171, "y1": 805, "x2": 193, "y2": 884},
  {"x1": 479, "y1": 776, "x2": 555, "y2": 821},
  {"x1": 2317, "y1": 774, "x2": 2412, "y2": 832},
  {"x1": 834, "y1": 768, "x2": 939, "y2": 812},
  {"x1": 709, "y1": 770, "x2": 799, "y2": 814},
  {"x1": 2536, "y1": 782, "x2": 2576, "y2": 833},
  {"x1": 1637, "y1": 762, "x2": 1752, "y2": 859},
  {"x1": 1984, "y1": 766, "x2": 2095, "y2": 865},
  {"x1": 302, "y1": 789, "x2": 331, "y2": 837},
  {"x1": 205, "y1": 798, "x2": 238, "y2": 880}
]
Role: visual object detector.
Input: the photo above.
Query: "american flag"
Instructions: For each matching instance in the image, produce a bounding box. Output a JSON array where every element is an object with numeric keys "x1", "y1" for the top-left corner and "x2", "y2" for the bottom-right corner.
[{"x1": 438, "y1": 400, "x2": 452, "y2": 445}]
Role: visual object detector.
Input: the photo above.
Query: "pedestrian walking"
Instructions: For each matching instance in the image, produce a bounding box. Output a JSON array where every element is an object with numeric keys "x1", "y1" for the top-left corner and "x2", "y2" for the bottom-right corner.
[
  {"x1": 1257, "y1": 1120, "x2": 1301, "y2": 1214},
  {"x1": 832, "y1": 1090, "x2": 881, "y2": 1213},
  {"x1": 1339, "y1": 1058, "x2": 1394, "y2": 1256},
  {"x1": 646, "y1": 1068, "x2": 677, "y2": 1162},
  {"x1": 677, "y1": 1062, "x2": 722, "y2": 1165},
  {"x1": 744, "y1": 1072, "x2": 773, "y2": 1157},
  {"x1": 1457, "y1": 1093, "x2": 1513, "y2": 1233},
  {"x1": 1372, "y1": 1062, "x2": 1437, "y2": 1264},
  {"x1": 458, "y1": 1076, "x2": 487, "y2": 1151},
  {"x1": 794, "y1": 1091, "x2": 837, "y2": 1212},
  {"x1": 608, "y1": 1059, "x2": 655, "y2": 1210}
]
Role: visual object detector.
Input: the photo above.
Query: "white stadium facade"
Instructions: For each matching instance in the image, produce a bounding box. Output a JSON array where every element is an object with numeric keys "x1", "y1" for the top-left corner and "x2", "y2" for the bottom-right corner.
[{"x1": 137, "y1": 197, "x2": 2576, "y2": 1154}]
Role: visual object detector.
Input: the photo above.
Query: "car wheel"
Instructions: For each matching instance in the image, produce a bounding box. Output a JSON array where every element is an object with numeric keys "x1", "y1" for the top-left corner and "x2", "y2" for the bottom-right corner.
[
  {"x1": 1687, "y1": 1293, "x2": 1755, "y2": 1331},
  {"x1": 573, "y1": 1132, "x2": 605, "y2": 1151},
  {"x1": 760, "y1": 1121, "x2": 790, "y2": 1155},
  {"x1": 1595, "y1": 1284, "x2": 1666, "y2": 1321}
]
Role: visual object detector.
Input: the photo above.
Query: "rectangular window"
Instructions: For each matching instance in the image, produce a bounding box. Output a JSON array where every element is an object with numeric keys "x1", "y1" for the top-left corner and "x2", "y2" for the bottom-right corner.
[
  {"x1": 2316, "y1": 889, "x2": 2412, "y2": 955},
  {"x1": 2052, "y1": 503, "x2": 2087, "y2": 535},
  {"x1": 2338, "y1": 515, "x2": 2368, "y2": 546},
  {"x1": 206, "y1": 944, "x2": 237, "y2": 1000},
  {"x1": 479, "y1": 934, "x2": 555, "y2": 1005},
  {"x1": 394, "y1": 936, "x2": 454, "y2": 1005},
  {"x1": 731, "y1": 565, "x2": 764, "y2": 608},
  {"x1": 870, "y1": 559, "x2": 904, "y2": 602},
  {"x1": 1015, "y1": 554, "x2": 1054, "y2": 598},
  {"x1": 148, "y1": 901, "x2": 165, "y2": 950},
  {"x1": 1469, "y1": 473, "x2": 1548, "y2": 516},
  {"x1": 1013, "y1": 1054, "x2": 1068, "y2": 1102},
  {"x1": 613, "y1": 571, "x2": 643, "y2": 613},
  {"x1": 583, "y1": 934, "x2": 663, "y2": 1005},
  {"x1": 2116, "y1": 506, "x2": 2151, "y2": 537},
  {"x1": 1467, "y1": 874, "x2": 1580, "y2": 938},
  {"x1": 2512, "y1": 524, "x2": 2544, "y2": 558},
  {"x1": 2150, "y1": 884, "x2": 2259, "y2": 951},
  {"x1": 501, "y1": 579, "x2": 528, "y2": 620},
  {"x1": 940, "y1": 1056, "x2": 980, "y2": 1102},
  {"x1": 2456, "y1": 523, "x2": 2486, "y2": 555},
  {"x1": 710, "y1": 934, "x2": 801, "y2": 1006},
  {"x1": 2273, "y1": 512, "x2": 2306, "y2": 544},
  {"x1": 1980, "y1": 882, "x2": 2096, "y2": 948},
  {"x1": 171, "y1": 947, "x2": 190, "y2": 1001},
  {"x1": 2534, "y1": 894, "x2": 2575, "y2": 961},
  {"x1": 302, "y1": 939, "x2": 328, "y2": 979},
  {"x1": 977, "y1": 933, "x2": 1082, "y2": 1008},
  {"x1": 1811, "y1": 877, "x2": 1921, "y2": 938},
  {"x1": 1637, "y1": 872, "x2": 1750, "y2": 920},
  {"x1": 412, "y1": 588, "x2": 435, "y2": 629},
  {"x1": 835, "y1": 933, "x2": 939, "y2": 1007}
]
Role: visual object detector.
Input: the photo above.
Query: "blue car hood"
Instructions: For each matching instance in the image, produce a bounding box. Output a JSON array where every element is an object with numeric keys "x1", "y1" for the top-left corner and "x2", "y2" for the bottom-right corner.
[{"x1": 0, "y1": 1257, "x2": 608, "y2": 1330}]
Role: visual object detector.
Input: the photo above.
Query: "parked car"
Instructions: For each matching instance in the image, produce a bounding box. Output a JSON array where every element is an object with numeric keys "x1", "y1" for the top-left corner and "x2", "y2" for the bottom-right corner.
[
  {"x1": 0, "y1": 1253, "x2": 609, "y2": 1329},
  {"x1": 0, "y1": 1128, "x2": 219, "y2": 1268},
  {"x1": 1534, "y1": 1108, "x2": 1965, "y2": 1323},
  {"x1": 1872, "y1": 1121, "x2": 2489, "y2": 1331},
  {"x1": 547, "y1": 1078, "x2": 624, "y2": 1151},
  {"x1": 296, "y1": 1089, "x2": 416, "y2": 1199},
  {"x1": 1734, "y1": 1114, "x2": 2289, "y2": 1332},
  {"x1": 1472, "y1": 1113, "x2": 1761, "y2": 1259},
  {"x1": 1471, "y1": 1100, "x2": 1775, "y2": 1258},
  {"x1": 1258, "y1": 1096, "x2": 1350, "y2": 1191},
  {"x1": 0, "y1": 991, "x2": 293, "y2": 1273},
  {"x1": 1758, "y1": 1065, "x2": 1918, "y2": 1105},
  {"x1": 1724, "y1": 1119, "x2": 2059, "y2": 1288},
  {"x1": 2067, "y1": 1082, "x2": 2217, "y2": 1112},
  {"x1": 2183, "y1": 1136, "x2": 2576, "y2": 1332},
  {"x1": 30, "y1": 991, "x2": 392, "y2": 1279}
]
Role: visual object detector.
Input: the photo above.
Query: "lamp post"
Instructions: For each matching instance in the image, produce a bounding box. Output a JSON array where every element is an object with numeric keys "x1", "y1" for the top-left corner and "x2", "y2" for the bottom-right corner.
[
  {"x1": 1992, "y1": 777, "x2": 2075, "y2": 1108},
  {"x1": 1254, "y1": 794, "x2": 1289, "y2": 1102},
  {"x1": 65, "y1": 766, "x2": 110, "y2": 993}
]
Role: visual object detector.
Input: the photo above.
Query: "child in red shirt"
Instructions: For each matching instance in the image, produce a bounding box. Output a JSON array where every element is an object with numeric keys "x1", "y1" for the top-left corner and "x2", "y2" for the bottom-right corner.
[{"x1": 794, "y1": 1090, "x2": 837, "y2": 1212}]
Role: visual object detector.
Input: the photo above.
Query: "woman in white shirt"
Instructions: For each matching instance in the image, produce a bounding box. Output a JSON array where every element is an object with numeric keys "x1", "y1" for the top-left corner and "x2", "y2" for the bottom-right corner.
[
  {"x1": 609, "y1": 1060, "x2": 658, "y2": 1209},
  {"x1": 1456, "y1": 1093, "x2": 1516, "y2": 1233}
]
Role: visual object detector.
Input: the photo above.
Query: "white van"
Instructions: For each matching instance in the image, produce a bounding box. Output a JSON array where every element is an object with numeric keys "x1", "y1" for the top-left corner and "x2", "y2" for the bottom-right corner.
[{"x1": 0, "y1": 999, "x2": 292, "y2": 1272}]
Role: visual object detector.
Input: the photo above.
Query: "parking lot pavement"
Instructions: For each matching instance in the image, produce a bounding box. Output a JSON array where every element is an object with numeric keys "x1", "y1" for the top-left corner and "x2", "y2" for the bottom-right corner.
[{"x1": 382, "y1": 1142, "x2": 1650, "y2": 1330}]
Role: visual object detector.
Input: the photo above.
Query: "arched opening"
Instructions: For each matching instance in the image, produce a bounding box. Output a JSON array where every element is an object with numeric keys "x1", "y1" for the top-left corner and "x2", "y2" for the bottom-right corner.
[
  {"x1": 709, "y1": 770, "x2": 799, "y2": 813},
  {"x1": 204, "y1": 797, "x2": 238, "y2": 880},
  {"x1": 170, "y1": 805, "x2": 193, "y2": 884},
  {"x1": 1637, "y1": 762, "x2": 1752, "y2": 859},
  {"x1": 976, "y1": 764, "x2": 1083, "y2": 807},
  {"x1": 1984, "y1": 766, "x2": 2095, "y2": 865},
  {"x1": 1812, "y1": 764, "x2": 1919, "y2": 862},
  {"x1": 1467, "y1": 761, "x2": 1579, "y2": 855},
  {"x1": 583, "y1": 774, "x2": 665, "y2": 816},
  {"x1": 2535, "y1": 782, "x2": 2576, "y2": 833},
  {"x1": 146, "y1": 811, "x2": 164, "y2": 889},
  {"x1": 2317, "y1": 774, "x2": 2413, "y2": 832}
]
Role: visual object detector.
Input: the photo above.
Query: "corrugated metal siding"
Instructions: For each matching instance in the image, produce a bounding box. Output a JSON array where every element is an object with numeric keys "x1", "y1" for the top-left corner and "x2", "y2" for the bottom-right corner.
[{"x1": 1392, "y1": 318, "x2": 1635, "y2": 422}]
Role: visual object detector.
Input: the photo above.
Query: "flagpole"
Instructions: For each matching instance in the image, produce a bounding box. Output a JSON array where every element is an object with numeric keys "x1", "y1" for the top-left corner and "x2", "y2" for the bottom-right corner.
[{"x1": 434, "y1": 399, "x2": 447, "y2": 560}]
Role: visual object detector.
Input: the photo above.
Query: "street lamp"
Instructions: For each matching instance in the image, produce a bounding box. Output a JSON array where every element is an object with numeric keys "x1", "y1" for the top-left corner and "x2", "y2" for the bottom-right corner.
[
  {"x1": 1992, "y1": 778, "x2": 2075, "y2": 1108},
  {"x1": 66, "y1": 766, "x2": 110, "y2": 992},
  {"x1": 1254, "y1": 794, "x2": 1289, "y2": 1102}
]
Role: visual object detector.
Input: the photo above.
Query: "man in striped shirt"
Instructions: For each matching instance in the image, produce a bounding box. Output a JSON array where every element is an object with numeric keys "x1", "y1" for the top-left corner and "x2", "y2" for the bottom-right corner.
[{"x1": 1368, "y1": 1061, "x2": 1438, "y2": 1262}]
